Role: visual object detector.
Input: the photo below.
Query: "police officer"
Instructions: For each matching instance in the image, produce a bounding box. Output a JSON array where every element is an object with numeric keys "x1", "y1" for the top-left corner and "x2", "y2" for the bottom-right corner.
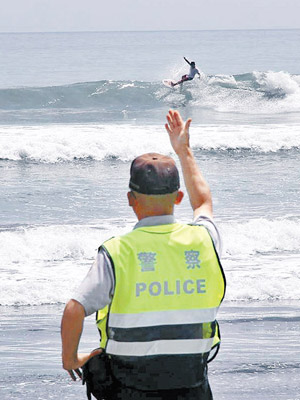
[{"x1": 61, "y1": 109, "x2": 226, "y2": 400}]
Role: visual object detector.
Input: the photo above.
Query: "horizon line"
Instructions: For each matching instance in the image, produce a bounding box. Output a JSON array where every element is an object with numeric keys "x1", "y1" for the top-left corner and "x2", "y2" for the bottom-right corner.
[{"x1": 0, "y1": 27, "x2": 300, "y2": 34}]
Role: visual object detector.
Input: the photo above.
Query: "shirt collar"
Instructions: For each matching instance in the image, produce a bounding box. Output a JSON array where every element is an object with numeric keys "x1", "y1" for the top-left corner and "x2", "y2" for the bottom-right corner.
[{"x1": 133, "y1": 215, "x2": 175, "y2": 230}]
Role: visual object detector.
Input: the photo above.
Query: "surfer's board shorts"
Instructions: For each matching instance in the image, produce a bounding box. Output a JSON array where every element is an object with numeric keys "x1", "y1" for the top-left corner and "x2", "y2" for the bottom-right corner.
[{"x1": 182, "y1": 74, "x2": 193, "y2": 81}]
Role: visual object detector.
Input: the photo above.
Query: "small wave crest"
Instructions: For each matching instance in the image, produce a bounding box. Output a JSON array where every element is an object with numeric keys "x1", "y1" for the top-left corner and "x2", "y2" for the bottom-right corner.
[
  {"x1": 0, "y1": 222, "x2": 133, "y2": 306},
  {"x1": 221, "y1": 218, "x2": 300, "y2": 301},
  {"x1": 0, "y1": 218, "x2": 299, "y2": 306},
  {"x1": 222, "y1": 218, "x2": 300, "y2": 256},
  {"x1": 0, "y1": 122, "x2": 299, "y2": 163},
  {"x1": 0, "y1": 80, "x2": 161, "y2": 110}
]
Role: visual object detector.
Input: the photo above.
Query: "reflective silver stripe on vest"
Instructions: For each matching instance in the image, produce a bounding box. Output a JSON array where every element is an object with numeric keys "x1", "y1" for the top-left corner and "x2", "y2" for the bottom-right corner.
[
  {"x1": 109, "y1": 308, "x2": 218, "y2": 328},
  {"x1": 106, "y1": 338, "x2": 214, "y2": 356}
]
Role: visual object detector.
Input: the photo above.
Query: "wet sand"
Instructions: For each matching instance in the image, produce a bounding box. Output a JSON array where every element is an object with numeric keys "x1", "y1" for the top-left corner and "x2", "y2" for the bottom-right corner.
[{"x1": 0, "y1": 301, "x2": 299, "y2": 399}]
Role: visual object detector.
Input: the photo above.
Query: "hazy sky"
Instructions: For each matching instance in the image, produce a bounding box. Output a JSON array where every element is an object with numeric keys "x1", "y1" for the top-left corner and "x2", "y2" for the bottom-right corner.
[{"x1": 1, "y1": 0, "x2": 300, "y2": 32}]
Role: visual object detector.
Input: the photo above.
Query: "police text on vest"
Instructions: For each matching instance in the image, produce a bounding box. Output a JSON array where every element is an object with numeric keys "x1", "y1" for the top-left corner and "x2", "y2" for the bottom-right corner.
[{"x1": 136, "y1": 279, "x2": 206, "y2": 297}]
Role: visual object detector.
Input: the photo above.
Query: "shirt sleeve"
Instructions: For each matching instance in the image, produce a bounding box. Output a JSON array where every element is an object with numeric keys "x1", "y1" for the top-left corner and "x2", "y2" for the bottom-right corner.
[
  {"x1": 72, "y1": 248, "x2": 115, "y2": 316},
  {"x1": 192, "y1": 215, "x2": 222, "y2": 257}
]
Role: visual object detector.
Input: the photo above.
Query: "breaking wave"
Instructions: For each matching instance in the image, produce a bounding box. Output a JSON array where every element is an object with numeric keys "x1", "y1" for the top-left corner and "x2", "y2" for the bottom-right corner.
[
  {"x1": 1, "y1": 217, "x2": 299, "y2": 305},
  {"x1": 0, "y1": 122, "x2": 299, "y2": 163},
  {"x1": 0, "y1": 70, "x2": 300, "y2": 119}
]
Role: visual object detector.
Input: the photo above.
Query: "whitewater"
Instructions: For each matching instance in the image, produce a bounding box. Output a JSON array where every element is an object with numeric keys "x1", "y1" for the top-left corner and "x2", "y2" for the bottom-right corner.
[
  {"x1": 1, "y1": 217, "x2": 300, "y2": 306},
  {"x1": 0, "y1": 29, "x2": 300, "y2": 400},
  {"x1": 1, "y1": 74, "x2": 300, "y2": 307},
  {"x1": 1, "y1": 70, "x2": 300, "y2": 124}
]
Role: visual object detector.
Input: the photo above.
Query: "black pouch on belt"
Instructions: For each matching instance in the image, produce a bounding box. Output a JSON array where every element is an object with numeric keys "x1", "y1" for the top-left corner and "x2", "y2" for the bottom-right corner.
[{"x1": 82, "y1": 350, "x2": 113, "y2": 400}]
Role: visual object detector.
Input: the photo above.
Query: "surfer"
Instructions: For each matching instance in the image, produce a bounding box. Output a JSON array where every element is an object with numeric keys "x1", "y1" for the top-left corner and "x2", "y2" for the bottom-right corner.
[{"x1": 172, "y1": 57, "x2": 200, "y2": 86}]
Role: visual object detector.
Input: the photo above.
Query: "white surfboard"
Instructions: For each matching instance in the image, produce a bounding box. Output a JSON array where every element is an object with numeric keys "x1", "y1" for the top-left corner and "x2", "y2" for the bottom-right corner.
[{"x1": 162, "y1": 79, "x2": 175, "y2": 88}]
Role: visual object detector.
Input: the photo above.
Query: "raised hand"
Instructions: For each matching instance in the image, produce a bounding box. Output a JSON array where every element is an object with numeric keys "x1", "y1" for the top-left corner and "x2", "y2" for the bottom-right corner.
[
  {"x1": 165, "y1": 109, "x2": 192, "y2": 155},
  {"x1": 165, "y1": 109, "x2": 212, "y2": 218}
]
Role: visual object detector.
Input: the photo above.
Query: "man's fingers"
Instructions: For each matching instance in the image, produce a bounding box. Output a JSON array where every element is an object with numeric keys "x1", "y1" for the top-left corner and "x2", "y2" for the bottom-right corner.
[
  {"x1": 166, "y1": 109, "x2": 189, "y2": 135},
  {"x1": 165, "y1": 123, "x2": 171, "y2": 135},
  {"x1": 173, "y1": 111, "x2": 183, "y2": 127},
  {"x1": 64, "y1": 349, "x2": 102, "y2": 383},
  {"x1": 185, "y1": 118, "x2": 192, "y2": 132},
  {"x1": 166, "y1": 109, "x2": 182, "y2": 130},
  {"x1": 166, "y1": 114, "x2": 174, "y2": 129}
]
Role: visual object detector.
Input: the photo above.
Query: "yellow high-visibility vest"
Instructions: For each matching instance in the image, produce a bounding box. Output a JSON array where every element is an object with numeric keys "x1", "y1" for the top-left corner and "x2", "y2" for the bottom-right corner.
[{"x1": 97, "y1": 222, "x2": 226, "y2": 389}]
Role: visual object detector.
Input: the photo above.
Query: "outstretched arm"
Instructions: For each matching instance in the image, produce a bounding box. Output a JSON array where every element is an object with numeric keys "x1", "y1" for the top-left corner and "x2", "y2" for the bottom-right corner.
[
  {"x1": 183, "y1": 56, "x2": 191, "y2": 65},
  {"x1": 61, "y1": 299, "x2": 102, "y2": 379},
  {"x1": 165, "y1": 110, "x2": 212, "y2": 219}
]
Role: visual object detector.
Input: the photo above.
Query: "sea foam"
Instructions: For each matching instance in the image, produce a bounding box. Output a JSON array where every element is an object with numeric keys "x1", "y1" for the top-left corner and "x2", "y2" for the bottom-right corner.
[
  {"x1": 0, "y1": 122, "x2": 299, "y2": 163},
  {"x1": 1, "y1": 217, "x2": 299, "y2": 306}
]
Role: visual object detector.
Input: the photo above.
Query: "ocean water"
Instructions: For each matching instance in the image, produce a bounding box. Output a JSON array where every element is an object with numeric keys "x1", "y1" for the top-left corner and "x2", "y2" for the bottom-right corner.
[{"x1": 0, "y1": 30, "x2": 300, "y2": 399}]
